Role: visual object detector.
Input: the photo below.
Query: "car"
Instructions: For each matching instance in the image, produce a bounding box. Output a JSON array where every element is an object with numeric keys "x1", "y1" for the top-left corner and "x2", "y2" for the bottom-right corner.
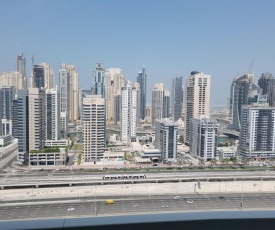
[
  {"x1": 187, "y1": 200, "x2": 193, "y2": 204},
  {"x1": 174, "y1": 196, "x2": 180, "y2": 200},
  {"x1": 133, "y1": 204, "x2": 139, "y2": 207},
  {"x1": 218, "y1": 196, "x2": 225, "y2": 199},
  {"x1": 161, "y1": 205, "x2": 169, "y2": 208},
  {"x1": 68, "y1": 208, "x2": 75, "y2": 211}
]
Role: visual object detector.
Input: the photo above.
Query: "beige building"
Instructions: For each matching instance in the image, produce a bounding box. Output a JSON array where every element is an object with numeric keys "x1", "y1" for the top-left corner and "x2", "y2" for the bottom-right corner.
[
  {"x1": 82, "y1": 95, "x2": 106, "y2": 162},
  {"x1": 105, "y1": 68, "x2": 125, "y2": 125},
  {"x1": 0, "y1": 72, "x2": 26, "y2": 89},
  {"x1": 59, "y1": 64, "x2": 79, "y2": 122},
  {"x1": 184, "y1": 72, "x2": 211, "y2": 144},
  {"x1": 67, "y1": 65, "x2": 79, "y2": 121},
  {"x1": 152, "y1": 83, "x2": 170, "y2": 125},
  {"x1": 28, "y1": 88, "x2": 46, "y2": 151},
  {"x1": 30, "y1": 63, "x2": 54, "y2": 89}
]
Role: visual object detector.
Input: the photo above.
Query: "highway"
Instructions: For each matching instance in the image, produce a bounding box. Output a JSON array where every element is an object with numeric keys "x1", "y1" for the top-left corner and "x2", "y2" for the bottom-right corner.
[
  {"x1": 1, "y1": 170, "x2": 275, "y2": 189},
  {"x1": 1, "y1": 193, "x2": 275, "y2": 221}
]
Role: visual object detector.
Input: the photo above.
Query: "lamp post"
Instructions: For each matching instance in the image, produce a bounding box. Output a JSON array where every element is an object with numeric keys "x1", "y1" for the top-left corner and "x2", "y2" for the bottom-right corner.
[
  {"x1": 241, "y1": 179, "x2": 244, "y2": 209},
  {"x1": 94, "y1": 186, "x2": 97, "y2": 216}
]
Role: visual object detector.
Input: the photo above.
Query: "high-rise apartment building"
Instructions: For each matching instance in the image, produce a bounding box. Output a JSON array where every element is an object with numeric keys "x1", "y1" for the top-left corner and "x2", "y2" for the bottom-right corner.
[
  {"x1": 105, "y1": 68, "x2": 125, "y2": 124},
  {"x1": 0, "y1": 86, "x2": 16, "y2": 120},
  {"x1": 59, "y1": 63, "x2": 80, "y2": 135},
  {"x1": 16, "y1": 53, "x2": 27, "y2": 88},
  {"x1": 114, "y1": 92, "x2": 122, "y2": 126},
  {"x1": 190, "y1": 117, "x2": 218, "y2": 160},
  {"x1": 45, "y1": 86, "x2": 60, "y2": 140},
  {"x1": 155, "y1": 118, "x2": 178, "y2": 160},
  {"x1": 0, "y1": 72, "x2": 26, "y2": 89},
  {"x1": 82, "y1": 95, "x2": 106, "y2": 162},
  {"x1": 258, "y1": 72, "x2": 273, "y2": 95},
  {"x1": 59, "y1": 65, "x2": 69, "y2": 138},
  {"x1": 184, "y1": 71, "x2": 211, "y2": 144},
  {"x1": 257, "y1": 72, "x2": 275, "y2": 106},
  {"x1": 137, "y1": 66, "x2": 147, "y2": 120},
  {"x1": 229, "y1": 74, "x2": 256, "y2": 131},
  {"x1": 68, "y1": 65, "x2": 79, "y2": 121},
  {"x1": 28, "y1": 88, "x2": 46, "y2": 151},
  {"x1": 152, "y1": 83, "x2": 170, "y2": 125},
  {"x1": 31, "y1": 63, "x2": 54, "y2": 89},
  {"x1": 79, "y1": 88, "x2": 93, "y2": 120},
  {"x1": 240, "y1": 100, "x2": 275, "y2": 159},
  {"x1": 121, "y1": 81, "x2": 138, "y2": 143},
  {"x1": 171, "y1": 76, "x2": 183, "y2": 121},
  {"x1": 93, "y1": 63, "x2": 105, "y2": 97},
  {"x1": 12, "y1": 89, "x2": 29, "y2": 162}
]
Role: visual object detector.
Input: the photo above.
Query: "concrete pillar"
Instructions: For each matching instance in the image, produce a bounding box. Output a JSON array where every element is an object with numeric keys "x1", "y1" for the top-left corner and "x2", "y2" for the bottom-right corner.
[
  {"x1": 69, "y1": 183, "x2": 72, "y2": 187},
  {"x1": 1, "y1": 186, "x2": 4, "y2": 190},
  {"x1": 36, "y1": 185, "x2": 39, "y2": 188}
]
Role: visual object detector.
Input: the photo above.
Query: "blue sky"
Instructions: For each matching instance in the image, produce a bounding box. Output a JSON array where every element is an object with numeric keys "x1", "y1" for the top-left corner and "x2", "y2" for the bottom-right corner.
[{"x1": 1, "y1": 0, "x2": 275, "y2": 105}]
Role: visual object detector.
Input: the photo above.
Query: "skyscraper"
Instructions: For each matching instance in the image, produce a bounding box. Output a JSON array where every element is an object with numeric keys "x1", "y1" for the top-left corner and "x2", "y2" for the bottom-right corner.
[
  {"x1": 190, "y1": 117, "x2": 218, "y2": 160},
  {"x1": 155, "y1": 118, "x2": 178, "y2": 160},
  {"x1": 12, "y1": 89, "x2": 29, "y2": 162},
  {"x1": 16, "y1": 53, "x2": 27, "y2": 88},
  {"x1": 59, "y1": 64, "x2": 70, "y2": 137},
  {"x1": 184, "y1": 72, "x2": 211, "y2": 144},
  {"x1": 239, "y1": 99, "x2": 275, "y2": 159},
  {"x1": 171, "y1": 76, "x2": 183, "y2": 121},
  {"x1": 137, "y1": 66, "x2": 147, "y2": 120},
  {"x1": 45, "y1": 86, "x2": 60, "y2": 141},
  {"x1": 258, "y1": 72, "x2": 273, "y2": 95},
  {"x1": 82, "y1": 95, "x2": 106, "y2": 162},
  {"x1": 121, "y1": 81, "x2": 138, "y2": 143},
  {"x1": 28, "y1": 88, "x2": 46, "y2": 151},
  {"x1": 59, "y1": 63, "x2": 80, "y2": 132},
  {"x1": 152, "y1": 83, "x2": 170, "y2": 125},
  {"x1": 229, "y1": 74, "x2": 256, "y2": 131},
  {"x1": 0, "y1": 86, "x2": 16, "y2": 120},
  {"x1": 105, "y1": 68, "x2": 125, "y2": 124},
  {"x1": 31, "y1": 63, "x2": 54, "y2": 89},
  {"x1": 257, "y1": 72, "x2": 275, "y2": 106},
  {"x1": 0, "y1": 72, "x2": 26, "y2": 89},
  {"x1": 93, "y1": 63, "x2": 105, "y2": 97},
  {"x1": 68, "y1": 65, "x2": 79, "y2": 121}
]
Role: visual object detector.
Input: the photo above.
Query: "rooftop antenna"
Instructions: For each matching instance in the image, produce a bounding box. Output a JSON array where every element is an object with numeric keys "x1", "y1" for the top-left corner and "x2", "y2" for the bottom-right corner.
[{"x1": 249, "y1": 59, "x2": 254, "y2": 74}]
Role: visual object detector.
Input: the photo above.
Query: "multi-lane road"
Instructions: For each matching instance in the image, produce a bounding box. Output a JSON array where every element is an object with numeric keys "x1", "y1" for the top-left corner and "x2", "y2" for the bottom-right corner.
[{"x1": 1, "y1": 193, "x2": 275, "y2": 221}]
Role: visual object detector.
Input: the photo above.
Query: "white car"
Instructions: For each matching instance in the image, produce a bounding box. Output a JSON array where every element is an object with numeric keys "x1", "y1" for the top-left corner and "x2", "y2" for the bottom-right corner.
[
  {"x1": 133, "y1": 204, "x2": 140, "y2": 207},
  {"x1": 68, "y1": 208, "x2": 75, "y2": 211},
  {"x1": 174, "y1": 196, "x2": 180, "y2": 200},
  {"x1": 187, "y1": 200, "x2": 193, "y2": 204},
  {"x1": 161, "y1": 205, "x2": 169, "y2": 208}
]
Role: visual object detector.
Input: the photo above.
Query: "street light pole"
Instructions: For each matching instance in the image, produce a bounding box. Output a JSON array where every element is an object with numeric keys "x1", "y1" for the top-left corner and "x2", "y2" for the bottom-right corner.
[
  {"x1": 95, "y1": 186, "x2": 97, "y2": 216},
  {"x1": 241, "y1": 180, "x2": 244, "y2": 209}
]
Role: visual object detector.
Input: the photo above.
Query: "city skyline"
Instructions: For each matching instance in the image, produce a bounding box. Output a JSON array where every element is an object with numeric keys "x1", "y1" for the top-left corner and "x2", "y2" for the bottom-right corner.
[{"x1": 1, "y1": 1, "x2": 275, "y2": 105}]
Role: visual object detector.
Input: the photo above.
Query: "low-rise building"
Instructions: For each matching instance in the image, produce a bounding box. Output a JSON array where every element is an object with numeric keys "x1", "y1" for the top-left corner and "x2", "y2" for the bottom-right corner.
[
  {"x1": 217, "y1": 147, "x2": 237, "y2": 159},
  {"x1": 29, "y1": 147, "x2": 68, "y2": 166}
]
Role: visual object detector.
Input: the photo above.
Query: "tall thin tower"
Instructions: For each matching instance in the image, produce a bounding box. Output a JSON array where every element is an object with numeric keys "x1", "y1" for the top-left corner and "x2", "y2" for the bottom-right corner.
[
  {"x1": 184, "y1": 71, "x2": 211, "y2": 145},
  {"x1": 16, "y1": 53, "x2": 27, "y2": 89},
  {"x1": 137, "y1": 66, "x2": 147, "y2": 120}
]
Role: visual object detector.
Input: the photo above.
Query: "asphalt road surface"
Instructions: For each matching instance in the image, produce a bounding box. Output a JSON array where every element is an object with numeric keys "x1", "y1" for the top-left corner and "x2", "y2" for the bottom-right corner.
[{"x1": 1, "y1": 193, "x2": 275, "y2": 221}]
